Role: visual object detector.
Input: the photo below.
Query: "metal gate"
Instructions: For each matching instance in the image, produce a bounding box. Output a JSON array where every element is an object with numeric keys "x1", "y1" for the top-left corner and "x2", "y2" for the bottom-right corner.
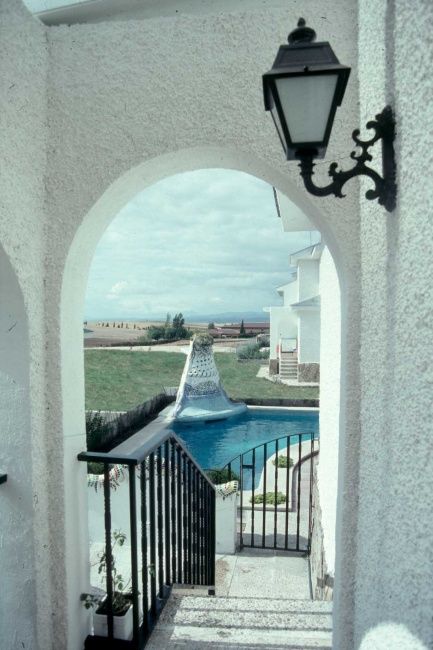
[{"x1": 223, "y1": 433, "x2": 317, "y2": 553}]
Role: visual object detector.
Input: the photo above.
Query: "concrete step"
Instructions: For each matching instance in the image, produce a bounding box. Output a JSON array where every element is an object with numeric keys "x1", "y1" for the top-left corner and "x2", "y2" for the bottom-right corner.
[
  {"x1": 146, "y1": 595, "x2": 332, "y2": 649},
  {"x1": 168, "y1": 594, "x2": 333, "y2": 614}
]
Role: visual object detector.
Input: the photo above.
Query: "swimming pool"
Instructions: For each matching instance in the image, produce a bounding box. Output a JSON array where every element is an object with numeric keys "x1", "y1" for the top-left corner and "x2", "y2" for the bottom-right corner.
[{"x1": 170, "y1": 407, "x2": 319, "y2": 470}]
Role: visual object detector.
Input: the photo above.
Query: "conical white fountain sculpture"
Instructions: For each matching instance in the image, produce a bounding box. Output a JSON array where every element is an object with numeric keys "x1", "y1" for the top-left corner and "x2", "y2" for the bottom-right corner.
[{"x1": 170, "y1": 334, "x2": 247, "y2": 422}]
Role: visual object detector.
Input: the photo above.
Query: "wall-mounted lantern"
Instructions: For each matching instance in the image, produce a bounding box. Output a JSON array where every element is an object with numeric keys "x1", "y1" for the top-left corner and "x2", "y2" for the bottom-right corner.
[{"x1": 263, "y1": 18, "x2": 397, "y2": 212}]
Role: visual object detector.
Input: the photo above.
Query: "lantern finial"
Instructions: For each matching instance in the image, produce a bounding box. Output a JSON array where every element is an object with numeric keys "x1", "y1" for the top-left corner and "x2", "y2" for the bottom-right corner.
[{"x1": 288, "y1": 18, "x2": 316, "y2": 45}]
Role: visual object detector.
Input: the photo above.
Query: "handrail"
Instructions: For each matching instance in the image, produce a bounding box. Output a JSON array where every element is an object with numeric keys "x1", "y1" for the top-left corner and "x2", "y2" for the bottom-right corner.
[
  {"x1": 78, "y1": 428, "x2": 214, "y2": 489},
  {"x1": 78, "y1": 427, "x2": 215, "y2": 649}
]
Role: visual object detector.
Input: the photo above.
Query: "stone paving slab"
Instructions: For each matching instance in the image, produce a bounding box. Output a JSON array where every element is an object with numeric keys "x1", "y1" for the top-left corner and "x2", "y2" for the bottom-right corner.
[{"x1": 216, "y1": 550, "x2": 311, "y2": 601}]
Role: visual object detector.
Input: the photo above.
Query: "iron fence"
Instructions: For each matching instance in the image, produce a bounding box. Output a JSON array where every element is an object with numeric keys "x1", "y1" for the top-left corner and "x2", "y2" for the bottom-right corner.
[
  {"x1": 78, "y1": 430, "x2": 215, "y2": 649},
  {"x1": 223, "y1": 432, "x2": 317, "y2": 553}
]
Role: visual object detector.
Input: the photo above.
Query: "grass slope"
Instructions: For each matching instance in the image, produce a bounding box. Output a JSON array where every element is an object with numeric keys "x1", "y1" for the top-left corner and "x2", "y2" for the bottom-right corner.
[{"x1": 85, "y1": 350, "x2": 319, "y2": 411}]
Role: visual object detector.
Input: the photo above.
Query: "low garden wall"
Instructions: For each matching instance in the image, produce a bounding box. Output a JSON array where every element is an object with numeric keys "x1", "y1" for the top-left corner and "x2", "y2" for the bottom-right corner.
[
  {"x1": 87, "y1": 392, "x2": 176, "y2": 452},
  {"x1": 298, "y1": 363, "x2": 320, "y2": 383},
  {"x1": 243, "y1": 397, "x2": 319, "y2": 408},
  {"x1": 310, "y1": 464, "x2": 333, "y2": 601}
]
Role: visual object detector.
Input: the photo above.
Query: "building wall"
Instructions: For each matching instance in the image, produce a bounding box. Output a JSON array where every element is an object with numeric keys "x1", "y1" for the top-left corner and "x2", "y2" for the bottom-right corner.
[
  {"x1": 298, "y1": 311, "x2": 320, "y2": 363},
  {"x1": 0, "y1": 2, "x2": 51, "y2": 649},
  {"x1": 1, "y1": 1, "x2": 366, "y2": 648},
  {"x1": 43, "y1": 6, "x2": 359, "y2": 646},
  {"x1": 346, "y1": 1, "x2": 433, "y2": 648},
  {"x1": 317, "y1": 247, "x2": 341, "y2": 577},
  {"x1": 268, "y1": 306, "x2": 297, "y2": 361},
  {"x1": 297, "y1": 259, "x2": 320, "y2": 301},
  {"x1": 281, "y1": 281, "x2": 298, "y2": 306}
]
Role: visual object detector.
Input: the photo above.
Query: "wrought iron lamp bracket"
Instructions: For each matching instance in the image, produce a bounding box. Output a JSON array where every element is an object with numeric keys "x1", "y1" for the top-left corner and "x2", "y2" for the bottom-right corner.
[{"x1": 298, "y1": 106, "x2": 397, "y2": 212}]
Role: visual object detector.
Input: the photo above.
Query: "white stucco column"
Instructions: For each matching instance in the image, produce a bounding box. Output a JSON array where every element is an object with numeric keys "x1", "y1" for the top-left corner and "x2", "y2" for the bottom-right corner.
[{"x1": 317, "y1": 246, "x2": 341, "y2": 575}]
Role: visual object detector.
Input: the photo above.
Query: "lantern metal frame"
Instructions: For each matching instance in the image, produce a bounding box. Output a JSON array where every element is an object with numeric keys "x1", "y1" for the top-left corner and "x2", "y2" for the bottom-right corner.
[{"x1": 263, "y1": 19, "x2": 397, "y2": 212}]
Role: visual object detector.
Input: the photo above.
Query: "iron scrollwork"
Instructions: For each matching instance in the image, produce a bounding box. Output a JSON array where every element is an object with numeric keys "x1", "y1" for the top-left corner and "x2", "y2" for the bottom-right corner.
[{"x1": 298, "y1": 105, "x2": 397, "y2": 212}]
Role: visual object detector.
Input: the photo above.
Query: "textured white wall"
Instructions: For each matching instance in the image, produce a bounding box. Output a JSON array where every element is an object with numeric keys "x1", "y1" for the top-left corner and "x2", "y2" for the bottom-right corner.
[
  {"x1": 347, "y1": 1, "x2": 433, "y2": 648},
  {"x1": 317, "y1": 247, "x2": 341, "y2": 576},
  {"x1": 46, "y1": 9, "x2": 359, "y2": 644},
  {"x1": 0, "y1": 2, "x2": 51, "y2": 649},
  {"x1": 1, "y1": 0, "x2": 364, "y2": 647}
]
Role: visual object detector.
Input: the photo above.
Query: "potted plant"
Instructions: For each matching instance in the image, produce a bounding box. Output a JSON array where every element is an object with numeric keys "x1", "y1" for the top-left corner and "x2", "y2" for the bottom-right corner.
[{"x1": 81, "y1": 530, "x2": 136, "y2": 641}]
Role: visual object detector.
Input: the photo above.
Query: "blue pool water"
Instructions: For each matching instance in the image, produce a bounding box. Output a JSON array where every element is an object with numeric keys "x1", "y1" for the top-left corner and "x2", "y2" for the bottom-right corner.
[{"x1": 171, "y1": 407, "x2": 319, "y2": 471}]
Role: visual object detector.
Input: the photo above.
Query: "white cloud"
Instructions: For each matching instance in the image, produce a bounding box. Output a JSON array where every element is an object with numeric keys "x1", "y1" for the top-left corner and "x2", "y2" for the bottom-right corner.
[
  {"x1": 106, "y1": 281, "x2": 128, "y2": 300},
  {"x1": 85, "y1": 169, "x2": 320, "y2": 320}
]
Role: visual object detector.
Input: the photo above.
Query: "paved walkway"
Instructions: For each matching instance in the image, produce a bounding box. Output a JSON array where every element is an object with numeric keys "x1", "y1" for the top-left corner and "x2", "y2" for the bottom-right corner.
[{"x1": 215, "y1": 549, "x2": 311, "y2": 600}]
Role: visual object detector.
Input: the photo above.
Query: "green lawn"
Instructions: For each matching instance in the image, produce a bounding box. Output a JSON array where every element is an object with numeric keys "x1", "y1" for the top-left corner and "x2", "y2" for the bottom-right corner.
[{"x1": 85, "y1": 350, "x2": 319, "y2": 411}]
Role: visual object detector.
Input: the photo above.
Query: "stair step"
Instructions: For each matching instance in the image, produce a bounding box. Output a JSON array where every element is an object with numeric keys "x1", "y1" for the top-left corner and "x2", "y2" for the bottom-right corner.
[
  {"x1": 147, "y1": 595, "x2": 333, "y2": 648},
  {"x1": 146, "y1": 625, "x2": 332, "y2": 650},
  {"x1": 168, "y1": 595, "x2": 332, "y2": 613},
  {"x1": 147, "y1": 624, "x2": 332, "y2": 648}
]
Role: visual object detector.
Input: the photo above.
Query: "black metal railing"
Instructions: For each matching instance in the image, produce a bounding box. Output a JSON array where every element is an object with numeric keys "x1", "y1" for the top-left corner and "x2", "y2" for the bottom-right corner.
[
  {"x1": 223, "y1": 432, "x2": 317, "y2": 553},
  {"x1": 78, "y1": 429, "x2": 215, "y2": 649}
]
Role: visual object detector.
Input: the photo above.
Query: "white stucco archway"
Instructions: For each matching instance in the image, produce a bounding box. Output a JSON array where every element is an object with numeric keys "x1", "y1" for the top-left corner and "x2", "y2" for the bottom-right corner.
[
  {"x1": 0, "y1": 245, "x2": 37, "y2": 648},
  {"x1": 61, "y1": 145, "x2": 351, "y2": 648}
]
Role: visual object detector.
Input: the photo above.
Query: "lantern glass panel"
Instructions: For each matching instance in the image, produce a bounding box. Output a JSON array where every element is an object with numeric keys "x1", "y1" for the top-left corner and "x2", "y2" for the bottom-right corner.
[
  {"x1": 275, "y1": 73, "x2": 338, "y2": 143},
  {"x1": 270, "y1": 104, "x2": 287, "y2": 153}
]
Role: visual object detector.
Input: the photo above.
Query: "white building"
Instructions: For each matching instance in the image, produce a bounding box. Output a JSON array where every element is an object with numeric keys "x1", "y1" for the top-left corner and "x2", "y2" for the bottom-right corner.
[
  {"x1": 268, "y1": 239, "x2": 323, "y2": 382},
  {"x1": 1, "y1": 1, "x2": 433, "y2": 649}
]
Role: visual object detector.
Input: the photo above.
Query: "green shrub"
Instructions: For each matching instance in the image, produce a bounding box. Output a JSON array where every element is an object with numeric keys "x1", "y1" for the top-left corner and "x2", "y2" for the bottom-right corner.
[
  {"x1": 206, "y1": 468, "x2": 240, "y2": 484},
  {"x1": 194, "y1": 333, "x2": 213, "y2": 346},
  {"x1": 86, "y1": 411, "x2": 111, "y2": 451},
  {"x1": 87, "y1": 461, "x2": 105, "y2": 475},
  {"x1": 147, "y1": 326, "x2": 166, "y2": 340},
  {"x1": 237, "y1": 342, "x2": 269, "y2": 360},
  {"x1": 272, "y1": 455, "x2": 294, "y2": 468},
  {"x1": 250, "y1": 491, "x2": 286, "y2": 505}
]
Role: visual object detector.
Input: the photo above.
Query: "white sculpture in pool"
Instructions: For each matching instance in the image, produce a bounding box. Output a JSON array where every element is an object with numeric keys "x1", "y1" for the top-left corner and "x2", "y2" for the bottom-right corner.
[{"x1": 170, "y1": 334, "x2": 247, "y2": 422}]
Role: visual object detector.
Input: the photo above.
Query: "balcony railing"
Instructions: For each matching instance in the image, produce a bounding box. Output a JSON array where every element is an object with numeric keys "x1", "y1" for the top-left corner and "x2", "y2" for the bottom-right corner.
[{"x1": 78, "y1": 429, "x2": 215, "y2": 648}]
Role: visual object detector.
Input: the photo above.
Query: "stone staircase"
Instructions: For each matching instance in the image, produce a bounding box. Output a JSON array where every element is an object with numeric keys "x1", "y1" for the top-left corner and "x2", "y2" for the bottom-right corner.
[
  {"x1": 279, "y1": 352, "x2": 298, "y2": 380},
  {"x1": 146, "y1": 591, "x2": 332, "y2": 648},
  {"x1": 146, "y1": 551, "x2": 332, "y2": 648}
]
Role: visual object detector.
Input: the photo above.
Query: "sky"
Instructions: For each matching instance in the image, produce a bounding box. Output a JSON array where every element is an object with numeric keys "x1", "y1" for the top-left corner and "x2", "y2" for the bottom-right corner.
[{"x1": 85, "y1": 169, "x2": 319, "y2": 321}]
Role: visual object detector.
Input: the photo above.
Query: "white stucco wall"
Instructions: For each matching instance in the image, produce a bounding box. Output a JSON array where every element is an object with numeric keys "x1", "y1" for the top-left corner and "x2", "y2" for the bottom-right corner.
[
  {"x1": 43, "y1": 7, "x2": 359, "y2": 646},
  {"x1": 297, "y1": 259, "x2": 320, "y2": 302},
  {"x1": 0, "y1": 3, "x2": 50, "y2": 649},
  {"x1": 297, "y1": 310, "x2": 320, "y2": 363},
  {"x1": 281, "y1": 280, "x2": 298, "y2": 307},
  {"x1": 2, "y1": 1, "x2": 399, "y2": 648},
  {"x1": 269, "y1": 306, "x2": 297, "y2": 360},
  {"x1": 343, "y1": 1, "x2": 433, "y2": 648},
  {"x1": 317, "y1": 247, "x2": 341, "y2": 576}
]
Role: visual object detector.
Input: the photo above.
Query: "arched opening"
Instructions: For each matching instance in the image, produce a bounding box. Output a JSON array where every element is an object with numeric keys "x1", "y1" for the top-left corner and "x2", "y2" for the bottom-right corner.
[
  {"x1": 61, "y1": 145, "x2": 349, "y2": 645},
  {"x1": 0, "y1": 246, "x2": 36, "y2": 647}
]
